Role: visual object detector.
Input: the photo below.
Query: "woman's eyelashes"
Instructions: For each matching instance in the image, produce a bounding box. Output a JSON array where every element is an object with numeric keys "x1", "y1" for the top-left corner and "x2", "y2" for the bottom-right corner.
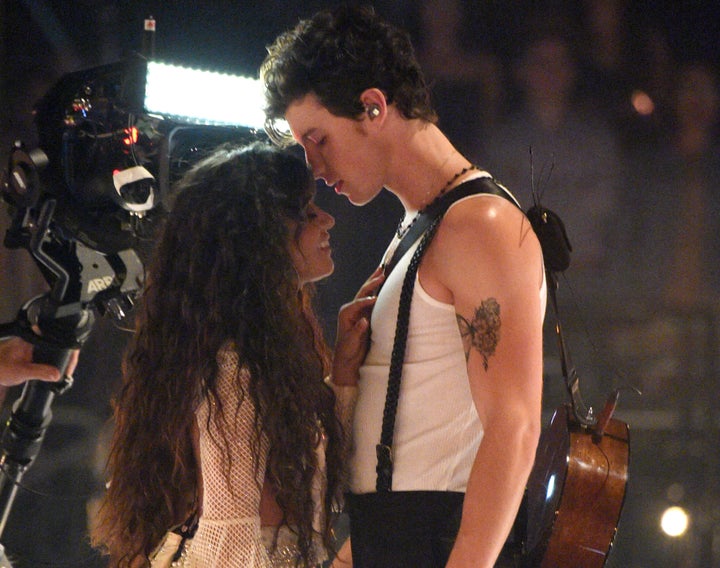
[{"x1": 304, "y1": 203, "x2": 319, "y2": 221}]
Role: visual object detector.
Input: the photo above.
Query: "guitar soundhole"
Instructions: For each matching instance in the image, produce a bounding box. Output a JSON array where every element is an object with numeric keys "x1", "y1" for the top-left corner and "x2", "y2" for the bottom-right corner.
[{"x1": 525, "y1": 407, "x2": 570, "y2": 559}]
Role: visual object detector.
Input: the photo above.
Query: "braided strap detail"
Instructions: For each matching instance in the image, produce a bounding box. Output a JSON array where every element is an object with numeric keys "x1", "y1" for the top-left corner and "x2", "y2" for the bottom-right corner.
[{"x1": 376, "y1": 215, "x2": 443, "y2": 492}]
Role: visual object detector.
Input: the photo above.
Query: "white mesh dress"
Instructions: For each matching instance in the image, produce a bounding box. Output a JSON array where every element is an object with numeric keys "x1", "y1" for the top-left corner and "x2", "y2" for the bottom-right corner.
[{"x1": 182, "y1": 347, "x2": 329, "y2": 567}]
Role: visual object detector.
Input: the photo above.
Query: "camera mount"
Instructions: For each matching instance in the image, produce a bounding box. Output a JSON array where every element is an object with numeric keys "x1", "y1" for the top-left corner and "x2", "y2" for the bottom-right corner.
[
  {"x1": 0, "y1": 52, "x2": 261, "y2": 562},
  {"x1": 0, "y1": 139, "x2": 148, "y2": 544},
  {"x1": 0, "y1": 57, "x2": 158, "y2": 557}
]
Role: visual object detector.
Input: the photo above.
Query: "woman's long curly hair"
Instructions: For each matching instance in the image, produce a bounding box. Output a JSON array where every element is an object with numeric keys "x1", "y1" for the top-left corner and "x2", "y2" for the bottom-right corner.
[{"x1": 91, "y1": 141, "x2": 344, "y2": 566}]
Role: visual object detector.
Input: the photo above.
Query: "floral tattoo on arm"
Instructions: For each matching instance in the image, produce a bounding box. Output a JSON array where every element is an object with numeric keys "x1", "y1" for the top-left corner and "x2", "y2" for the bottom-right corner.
[{"x1": 456, "y1": 298, "x2": 501, "y2": 370}]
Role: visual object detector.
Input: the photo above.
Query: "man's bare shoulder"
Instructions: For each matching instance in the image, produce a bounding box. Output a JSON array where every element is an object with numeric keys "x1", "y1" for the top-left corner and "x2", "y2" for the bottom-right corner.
[
  {"x1": 420, "y1": 194, "x2": 543, "y2": 302},
  {"x1": 436, "y1": 193, "x2": 538, "y2": 259}
]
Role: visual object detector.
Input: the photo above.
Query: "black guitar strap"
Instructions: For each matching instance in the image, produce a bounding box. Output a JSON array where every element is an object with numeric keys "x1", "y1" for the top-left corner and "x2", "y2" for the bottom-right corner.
[
  {"x1": 381, "y1": 177, "x2": 516, "y2": 279},
  {"x1": 376, "y1": 176, "x2": 518, "y2": 491}
]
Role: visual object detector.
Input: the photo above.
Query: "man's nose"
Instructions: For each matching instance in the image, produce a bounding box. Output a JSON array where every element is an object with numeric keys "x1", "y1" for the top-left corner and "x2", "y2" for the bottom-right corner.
[{"x1": 303, "y1": 146, "x2": 325, "y2": 181}]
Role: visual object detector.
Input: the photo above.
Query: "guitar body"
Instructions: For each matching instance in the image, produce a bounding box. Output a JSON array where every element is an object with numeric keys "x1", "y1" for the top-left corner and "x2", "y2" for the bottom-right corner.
[{"x1": 524, "y1": 405, "x2": 629, "y2": 568}]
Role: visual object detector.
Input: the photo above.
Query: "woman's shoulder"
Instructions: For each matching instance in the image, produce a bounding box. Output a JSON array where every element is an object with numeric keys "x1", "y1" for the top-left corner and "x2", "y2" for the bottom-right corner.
[
  {"x1": 215, "y1": 343, "x2": 251, "y2": 388},
  {"x1": 217, "y1": 341, "x2": 239, "y2": 367}
]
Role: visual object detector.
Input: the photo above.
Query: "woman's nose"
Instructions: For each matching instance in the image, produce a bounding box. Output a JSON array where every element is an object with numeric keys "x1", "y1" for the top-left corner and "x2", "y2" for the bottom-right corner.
[{"x1": 318, "y1": 207, "x2": 335, "y2": 229}]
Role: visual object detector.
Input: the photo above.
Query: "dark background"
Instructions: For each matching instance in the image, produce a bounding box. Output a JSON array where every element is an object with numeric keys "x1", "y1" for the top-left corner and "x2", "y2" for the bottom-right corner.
[{"x1": 1, "y1": 1, "x2": 720, "y2": 566}]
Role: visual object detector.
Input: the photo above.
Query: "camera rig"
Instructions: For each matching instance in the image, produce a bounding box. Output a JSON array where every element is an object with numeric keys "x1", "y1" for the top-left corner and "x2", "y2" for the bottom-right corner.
[{"x1": 0, "y1": 54, "x2": 260, "y2": 545}]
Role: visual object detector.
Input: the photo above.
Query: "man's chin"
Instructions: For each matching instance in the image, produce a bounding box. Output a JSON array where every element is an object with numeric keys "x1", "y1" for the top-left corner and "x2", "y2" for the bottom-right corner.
[
  {"x1": 330, "y1": 182, "x2": 383, "y2": 206},
  {"x1": 346, "y1": 189, "x2": 382, "y2": 207},
  {"x1": 347, "y1": 196, "x2": 372, "y2": 206}
]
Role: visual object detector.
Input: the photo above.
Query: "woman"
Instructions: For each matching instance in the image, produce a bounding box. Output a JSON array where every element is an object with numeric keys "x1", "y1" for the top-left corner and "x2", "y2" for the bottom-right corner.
[{"x1": 91, "y1": 141, "x2": 374, "y2": 567}]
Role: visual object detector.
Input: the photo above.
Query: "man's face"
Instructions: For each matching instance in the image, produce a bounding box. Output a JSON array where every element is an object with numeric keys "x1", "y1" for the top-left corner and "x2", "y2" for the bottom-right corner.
[{"x1": 285, "y1": 93, "x2": 384, "y2": 206}]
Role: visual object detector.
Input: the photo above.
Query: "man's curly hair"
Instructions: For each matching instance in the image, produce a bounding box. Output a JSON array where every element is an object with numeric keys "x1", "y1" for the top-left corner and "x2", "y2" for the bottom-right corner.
[{"x1": 261, "y1": 5, "x2": 437, "y2": 145}]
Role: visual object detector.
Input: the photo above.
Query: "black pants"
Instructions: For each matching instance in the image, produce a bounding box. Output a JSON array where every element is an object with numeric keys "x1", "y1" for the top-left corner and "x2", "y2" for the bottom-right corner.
[
  {"x1": 346, "y1": 491, "x2": 464, "y2": 568},
  {"x1": 345, "y1": 491, "x2": 524, "y2": 568}
]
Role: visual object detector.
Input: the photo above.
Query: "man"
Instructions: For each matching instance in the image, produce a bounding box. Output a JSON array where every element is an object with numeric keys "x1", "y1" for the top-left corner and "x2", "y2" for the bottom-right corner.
[{"x1": 261, "y1": 6, "x2": 546, "y2": 567}]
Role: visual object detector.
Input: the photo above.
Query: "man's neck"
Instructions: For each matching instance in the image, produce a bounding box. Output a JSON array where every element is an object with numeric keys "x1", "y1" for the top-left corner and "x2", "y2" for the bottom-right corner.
[{"x1": 383, "y1": 120, "x2": 468, "y2": 213}]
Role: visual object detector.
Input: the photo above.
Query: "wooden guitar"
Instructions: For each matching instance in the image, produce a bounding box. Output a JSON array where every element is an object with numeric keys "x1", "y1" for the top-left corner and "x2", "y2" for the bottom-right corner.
[
  {"x1": 524, "y1": 402, "x2": 629, "y2": 568},
  {"x1": 520, "y1": 267, "x2": 630, "y2": 568}
]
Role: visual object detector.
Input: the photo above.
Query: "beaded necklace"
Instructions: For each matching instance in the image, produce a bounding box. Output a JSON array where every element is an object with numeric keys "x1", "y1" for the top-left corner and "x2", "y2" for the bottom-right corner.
[{"x1": 395, "y1": 164, "x2": 480, "y2": 239}]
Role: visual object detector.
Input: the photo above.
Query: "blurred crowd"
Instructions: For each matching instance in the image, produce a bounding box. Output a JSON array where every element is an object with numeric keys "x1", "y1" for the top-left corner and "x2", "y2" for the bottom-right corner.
[{"x1": 407, "y1": 0, "x2": 720, "y2": 311}]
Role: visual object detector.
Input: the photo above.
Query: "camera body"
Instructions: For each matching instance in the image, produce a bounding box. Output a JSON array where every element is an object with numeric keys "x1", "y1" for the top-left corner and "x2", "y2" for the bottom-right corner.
[{"x1": 1, "y1": 56, "x2": 258, "y2": 319}]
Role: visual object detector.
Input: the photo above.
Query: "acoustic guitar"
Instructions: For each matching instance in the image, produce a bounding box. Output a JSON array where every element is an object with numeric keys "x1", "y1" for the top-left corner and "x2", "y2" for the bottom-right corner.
[
  {"x1": 524, "y1": 401, "x2": 629, "y2": 568},
  {"x1": 520, "y1": 258, "x2": 630, "y2": 567}
]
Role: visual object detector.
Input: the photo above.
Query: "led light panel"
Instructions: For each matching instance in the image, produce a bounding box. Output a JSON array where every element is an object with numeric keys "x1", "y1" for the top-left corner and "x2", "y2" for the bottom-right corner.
[{"x1": 144, "y1": 61, "x2": 266, "y2": 128}]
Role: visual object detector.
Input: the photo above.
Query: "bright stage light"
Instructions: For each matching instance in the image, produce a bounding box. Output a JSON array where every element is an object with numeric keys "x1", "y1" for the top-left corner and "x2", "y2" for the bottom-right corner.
[
  {"x1": 143, "y1": 61, "x2": 266, "y2": 128},
  {"x1": 660, "y1": 506, "x2": 689, "y2": 537}
]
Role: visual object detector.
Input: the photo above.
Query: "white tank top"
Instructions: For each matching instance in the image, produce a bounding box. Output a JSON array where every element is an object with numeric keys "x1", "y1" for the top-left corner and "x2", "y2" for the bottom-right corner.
[{"x1": 349, "y1": 189, "x2": 547, "y2": 494}]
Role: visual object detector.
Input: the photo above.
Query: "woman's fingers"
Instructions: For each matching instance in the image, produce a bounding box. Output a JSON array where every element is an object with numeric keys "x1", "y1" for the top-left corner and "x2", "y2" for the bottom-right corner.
[
  {"x1": 338, "y1": 295, "x2": 376, "y2": 333},
  {"x1": 354, "y1": 266, "x2": 385, "y2": 300}
]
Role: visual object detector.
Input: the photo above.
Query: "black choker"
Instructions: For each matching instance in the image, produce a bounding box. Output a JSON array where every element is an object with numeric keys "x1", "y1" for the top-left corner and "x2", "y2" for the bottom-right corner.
[{"x1": 395, "y1": 164, "x2": 479, "y2": 239}]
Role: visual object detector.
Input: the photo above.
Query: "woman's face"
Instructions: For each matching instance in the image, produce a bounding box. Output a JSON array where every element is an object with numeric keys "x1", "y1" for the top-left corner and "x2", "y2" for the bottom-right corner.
[{"x1": 288, "y1": 200, "x2": 335, "y2": 284}]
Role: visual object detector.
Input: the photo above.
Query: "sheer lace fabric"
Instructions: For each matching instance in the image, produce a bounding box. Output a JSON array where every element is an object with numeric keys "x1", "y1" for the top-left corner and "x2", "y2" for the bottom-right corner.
[
  {"x1": 183, "y1": 347, "x2": 329, "y2": 567},
  {"x1": 187, "y1": 348, "x2": 273, "y2": 567}
]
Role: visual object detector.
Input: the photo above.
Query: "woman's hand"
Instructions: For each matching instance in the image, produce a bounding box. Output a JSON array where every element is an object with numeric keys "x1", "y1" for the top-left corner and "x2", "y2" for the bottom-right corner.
[{"x1": 332, "y1": 267, "x2": 384, "y2": 386}]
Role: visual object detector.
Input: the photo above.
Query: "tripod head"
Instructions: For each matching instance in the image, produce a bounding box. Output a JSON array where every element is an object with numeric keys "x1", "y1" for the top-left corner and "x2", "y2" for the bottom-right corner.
[{"x1": 2, "y1": 140, "x2": 149, "y2": 325}]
